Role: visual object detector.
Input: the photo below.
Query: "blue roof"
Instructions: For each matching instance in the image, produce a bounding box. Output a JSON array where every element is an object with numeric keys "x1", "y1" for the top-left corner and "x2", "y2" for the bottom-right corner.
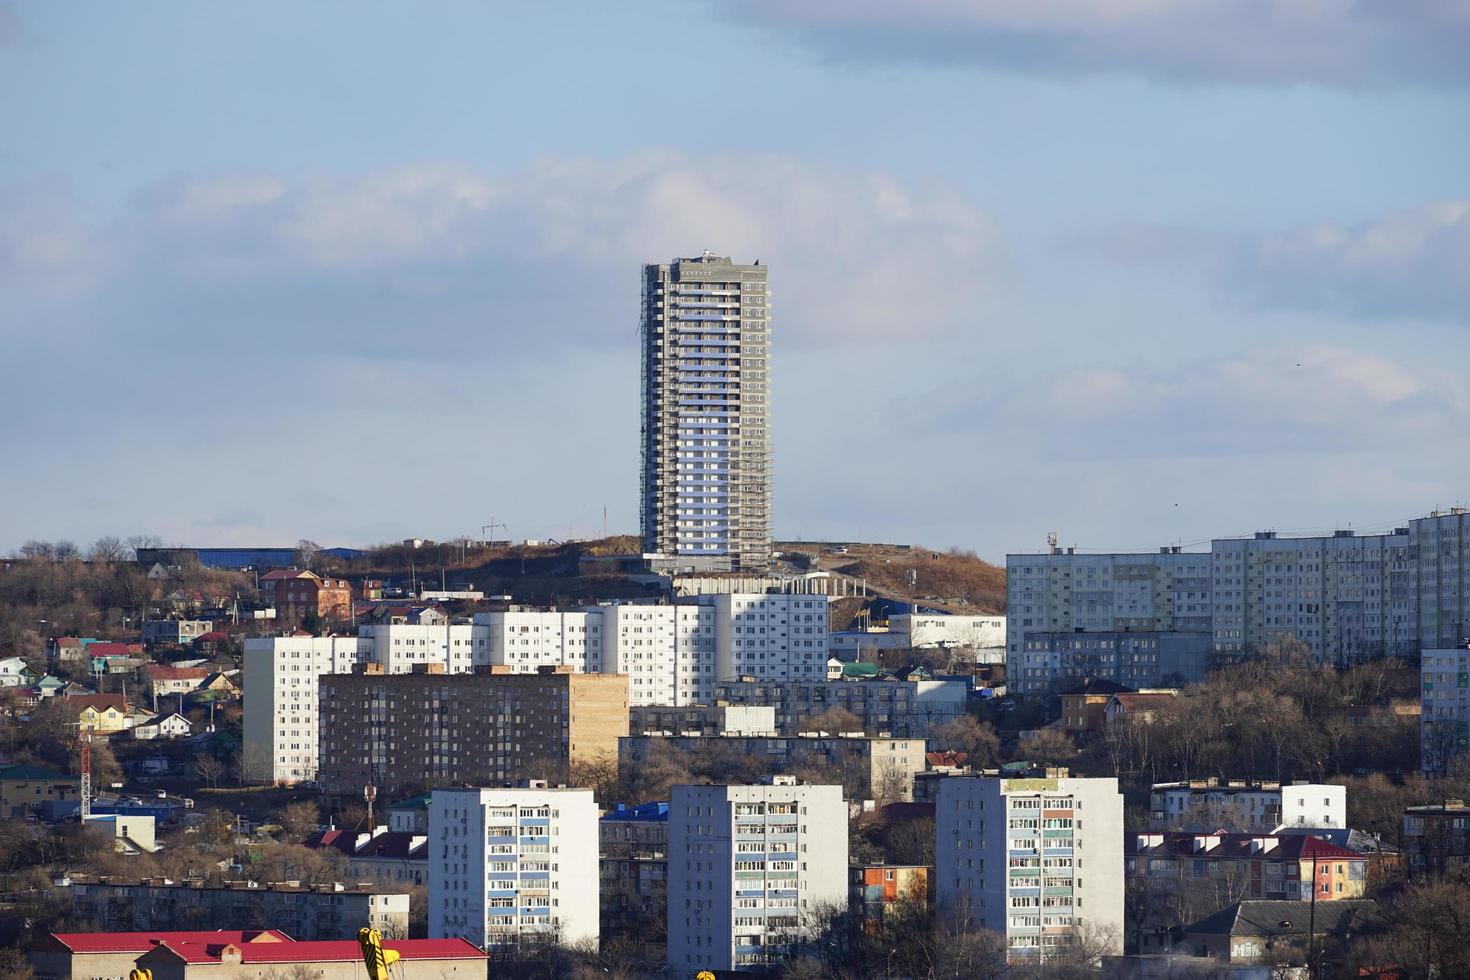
[
  {"x1": 602, "y1": 802, "x2": 669, "y2": 822},
  {"x1": 138, "y1": 547, "x2": 366, "y2": 570}
]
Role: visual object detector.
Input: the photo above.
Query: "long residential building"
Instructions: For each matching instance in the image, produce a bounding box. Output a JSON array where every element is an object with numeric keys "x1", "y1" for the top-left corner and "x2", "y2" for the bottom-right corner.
[
  {"x1": 667, "y1": 778, "x2": 846, "y2": 974},
  {"x1": 936, "y1": 773, "x2": 1125, "y2": 963},
  {"x1": 244, "y1": 593, "x2": 828, "y2": 783},
  {"x1": 317, "y1": 666, "x2": 628, "y2": 795},
  {"x1": 641, "y1": 253, "x2": 772, "y2": 573},
  {"x1": 709, "y1": 676, "x2": 969, "y2": 739},
  {"x1": 1007, "y1": 509, "x2": 1470, "y2": 692},
  {"x1": 428, "y1": 785, "x2": 599, "y2": 948},
  {"x1": 63, "y1": 877, "x2": 408, "y2": 940},
  {"x1": 619, "y1": 733, "x2": 926, "y2": 801},
  {"x1": 1149, "y1": 779, "x2": 1346, "y2": 833}
]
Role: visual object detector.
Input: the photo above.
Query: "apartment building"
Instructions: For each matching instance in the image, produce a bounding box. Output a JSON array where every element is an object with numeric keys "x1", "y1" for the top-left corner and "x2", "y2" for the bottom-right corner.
[
  {"x1": 1149, "y1": 779, "x2": 1346, "y2": 833},
  {"x1": 600, "y1": 802, "x2": 669, "y2": 939},
  {"x1": 1126, "y1": 832, "x2": 1366, "y2": 903},
  {"x1": 630, "y1": 704, "x2": 778, "y2": 736},
  {"x1": 641, "y1": 253, "x2": 772, "y2": 572},
  {"x1": 1403, "y1": 800, "x2": 1470, "y2": 878},
  {"x1": 246, "y1": 594, "x2": 826, "y2": 783},
  {"x1": 242, "y1": 634, "x2": 368, "y2": 783},
  {"x1": 476, "y1": 594, "x2": 829, "y2": 705},
  {"x1": 63, "y1": 877, "x2": 408, "y2": 939},
  {"x1": 317, "y1": 666, "x2": 628, "y2": 795},
  {"x1": 850, "y1": 863, "x2": 929, "y2": 928},
  {"x1": 259, "y1": 570, "x2": 353, "y2": 623},
  {"x1": 620, "y1": 733, "x2": 925, "y2": 801},
  {"x1": 711, "y1": 677, "x2": 969, "y2": 739},
  {"x1": 1421, "y1": 647, "x2": 1470, "y2": 773},
  {"x1": 667, "y1": 778, "x2": 846, "y2": 974},
  {"x1": 1007, "y1": 509, "x2": 1470, "y2": 691},
  {"x1": 936, "y1": 774, "x2": 1125, "y2": 963},
  {"x1": 428, "y1": 784, "x2": 599, "y2": 948}
]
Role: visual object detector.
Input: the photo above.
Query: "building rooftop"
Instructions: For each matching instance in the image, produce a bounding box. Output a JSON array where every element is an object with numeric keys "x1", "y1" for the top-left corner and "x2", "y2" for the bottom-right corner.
[
  {"x1": 36, "y1": 930, "x2": 291, "y2": 954},
  {"x1": 1183, "y1": 900, "x2": 1379, "y2": 940},
  {"x1": 0, "y1": 763, "x2": 77, "y2": 782},
  {"x1": 602, "y1": 802, "x2": 669, "y2": 823},
  {"x1": 139, "y1": 939, "x2": 483, "y2": 965},
  {"x1": 1127, "y1": 832, "x2": 1362, "y2": 862}
]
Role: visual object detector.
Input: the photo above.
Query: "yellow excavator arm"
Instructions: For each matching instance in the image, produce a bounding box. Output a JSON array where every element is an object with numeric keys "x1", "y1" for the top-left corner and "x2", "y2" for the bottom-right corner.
[{"x1": 357, "y1": 927, "x2": 400, "y2": 980}]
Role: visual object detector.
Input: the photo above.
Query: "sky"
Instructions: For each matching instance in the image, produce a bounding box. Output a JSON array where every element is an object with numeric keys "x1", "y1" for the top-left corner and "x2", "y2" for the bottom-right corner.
[{"x1": 1, "y1": 0, "x2": 1467, "y2": 561}]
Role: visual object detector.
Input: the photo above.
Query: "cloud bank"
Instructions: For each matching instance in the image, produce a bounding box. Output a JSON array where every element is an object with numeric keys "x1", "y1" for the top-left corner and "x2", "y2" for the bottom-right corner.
[{"x1": 712, "y1": 0, "x2": 1470, "y2": 87}]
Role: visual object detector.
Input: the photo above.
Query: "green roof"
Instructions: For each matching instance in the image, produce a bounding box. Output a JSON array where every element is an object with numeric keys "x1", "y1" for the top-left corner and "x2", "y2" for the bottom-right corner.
[
  {"x1": 390, "y1": 793, "x2": 431, "y2": 811},
  {"x1": 0, "y1": 763, "x2": 76, "y2": 782},
  {"x1": 841, "y1": 662, "x2": 880, "y2": 678}
]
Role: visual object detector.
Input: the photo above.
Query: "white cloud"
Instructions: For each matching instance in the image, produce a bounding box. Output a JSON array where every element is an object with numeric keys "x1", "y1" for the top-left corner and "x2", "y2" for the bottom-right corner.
[
  {"x1": 18, "y1": 153, "x2": 988, "y2": 348},
  {"x1": 1245, "y1": 201, "x2": 1470, "y2": 320},
  {"x1": 712, "y1": 0, "x2": 1470, "y2": 86}
]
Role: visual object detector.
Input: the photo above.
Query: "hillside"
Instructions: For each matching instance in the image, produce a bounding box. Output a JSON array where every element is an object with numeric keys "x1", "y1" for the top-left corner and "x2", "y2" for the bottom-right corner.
[{"x1": 778, "y1": 541, "x2": 1006, "y2": 615}]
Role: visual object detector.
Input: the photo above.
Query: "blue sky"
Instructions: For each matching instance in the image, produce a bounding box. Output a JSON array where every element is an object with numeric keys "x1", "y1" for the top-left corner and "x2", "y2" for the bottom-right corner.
[{"x1": 2, "y1": 0, "x2": 1467, "y2": 560}]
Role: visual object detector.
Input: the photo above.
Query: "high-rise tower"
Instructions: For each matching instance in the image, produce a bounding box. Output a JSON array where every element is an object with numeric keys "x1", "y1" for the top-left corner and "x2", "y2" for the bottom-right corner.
[{"x1": 641, "y1": 253, "x2": 771, "y2": 571}]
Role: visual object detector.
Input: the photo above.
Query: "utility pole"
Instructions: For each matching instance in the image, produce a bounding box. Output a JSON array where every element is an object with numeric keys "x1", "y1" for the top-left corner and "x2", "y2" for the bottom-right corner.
[
  {"x1": 78, "y1": 731, "x2": 92, "y2": 820},
  {"x1": 1307, "y1": 849, "x2": 1319, "y2": 979}
]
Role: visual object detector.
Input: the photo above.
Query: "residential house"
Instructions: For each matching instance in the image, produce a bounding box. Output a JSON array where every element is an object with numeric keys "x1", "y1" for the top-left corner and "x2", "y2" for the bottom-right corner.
[
  {"x1": 0, "y1": 764, "x2": 78, "y2": 819},
  {"x1": 140, "y1": 665, "x2": 210, "y2": 701},
  {"x1": 1060, "y1": 677, "x2": 1134, "y2": 735},
  {"x1": 0, "y1": 656, "x2": 39, "y2": 688},
  {"x1": 1105, "y1": 691, "x2": 1180, "y2": 727},
  {"x1": 259, "y1": 570, "x2": 353, "y2": 623},
  {"x1": 1174, "y1": 900, "x2": 1379, "y2": 965},
  {"x1": 61, "y1": 694, "x2": 136, "y2": 734},
  {"x1": 140, "y1": 620, "x2": 214, "y2": 647},
  {"x1": 132, "y1": 713, "x2": 193, "y2": 741}
]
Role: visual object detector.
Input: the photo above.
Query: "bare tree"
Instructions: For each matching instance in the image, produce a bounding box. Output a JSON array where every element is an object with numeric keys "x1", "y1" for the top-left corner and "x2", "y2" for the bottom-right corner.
[{"x1": 195, "y1": 754, "x2": 225, "y2": 789}]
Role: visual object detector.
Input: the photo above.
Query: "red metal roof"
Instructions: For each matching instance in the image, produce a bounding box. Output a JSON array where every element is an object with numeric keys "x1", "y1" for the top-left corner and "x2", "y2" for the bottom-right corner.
[
  {"x1": 41, "y1": 930, "x2": 291, "y2": 953},
  {"x1": 142, "y1": 664, "x2": 210, "y2": 681},
  {"x1": 143, "y1": 939, "x2": 484, "y2": 965}
]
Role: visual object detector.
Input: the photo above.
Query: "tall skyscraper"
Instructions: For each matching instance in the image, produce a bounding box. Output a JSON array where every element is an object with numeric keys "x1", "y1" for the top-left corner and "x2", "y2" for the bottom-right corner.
[{"x1": 641, "y1": 253, "x2": 771, "y2": 572}]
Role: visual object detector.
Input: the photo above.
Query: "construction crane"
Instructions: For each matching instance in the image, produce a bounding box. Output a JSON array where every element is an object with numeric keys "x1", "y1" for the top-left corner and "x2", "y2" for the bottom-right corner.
[{"x1": 357, "y1": 928, "x2": 400, "y2": 980}]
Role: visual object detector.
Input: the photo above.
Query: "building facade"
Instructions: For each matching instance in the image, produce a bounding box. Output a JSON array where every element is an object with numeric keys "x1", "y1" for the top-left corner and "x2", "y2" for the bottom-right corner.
[
  {"x1": 64, "y1": 877, "x2": 408, "y2": 939},
  {"x1": 641, "y1": 253, "x2": 772, "y2": 572},
  {"x1": 1403, "y1": 800, "x2": 1470, "y2": 878},
  {"x1": 1421, "y1": 647, "x2": 1470, "y2": 772},
  {"x1": 620, "y1": 733, "x2": 925, "y2": 802},
  {"x1": 711, "y1": 677, "x2": 969, "y2": 739},
  {"x1": 428, "y1": 785, "x2": 599, "y2": 948},
  {"x1": 600, "y1": 802, "x2": 669, "y2": 940},
  {"x1": 242, "y1": 634, "x2": 368, "y2": 783},
  {"x1": 1149, "y1": 779, "x2": 1347, "y2": 833},
  {"x1": 936, "y1": 774, "x2": 1125, "y2": 963},
  {"x1": 1126, "y1": 832, "x2": 1367, "y2": 904},
  {"x1": 259, "y1": 570, "x2": 353, "y2": 623},
  {"x1": 667, "y1": 779, "x2": 846, "y2": 974},
  {"x1": 317, "y1": 666, "x2": 628, "y2": 795},
  {"x1": 1007, "y1": 510, "x2": 1470, "y2": 691}
]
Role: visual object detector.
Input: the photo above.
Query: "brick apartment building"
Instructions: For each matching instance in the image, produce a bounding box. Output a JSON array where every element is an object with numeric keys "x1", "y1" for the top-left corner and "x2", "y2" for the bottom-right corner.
[
  {"x1": 317, "y1": 665, "x2": 629, "y2": 795},
  {"x1": 260, "y1": 570, "x2": 352, "y2": 623}
]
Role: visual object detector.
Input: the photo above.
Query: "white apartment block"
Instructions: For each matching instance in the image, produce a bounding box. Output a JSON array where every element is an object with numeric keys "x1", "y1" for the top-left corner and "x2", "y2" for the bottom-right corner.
[
  {"x1": 712, "y1": 593, "x2": 829, "y2": 685},
  {"x1": 242, "y1": 634, "x2": 368, "y2": 783},
  {"x1": 667, "y1": 779, "x2": 846, "y2": 974},
  {"x1": 890, "y1": 613, "x2": 1006, "y2": 651},
  {"x1": 1007, "y1": 509, "x2": 1470, "y2": 692},
  {"x1": 1148, "y1": 779, "x2": 1346, "y2": 833},
  {"x1": 428, "y1": 785, "x2": 599, "y2": 948},
  {"x1": 936, "y1": 775, "x2": 1124, "y2": 964},
  {"x1": 1421, "y1": 648, "x2": 1470, "y2": 773},
  {"x1": 245, "y1": 594, "x2": 828, "y2": 783},
  {"x1": 474, "y1": 610, "x2": 603, "y2": 674}
]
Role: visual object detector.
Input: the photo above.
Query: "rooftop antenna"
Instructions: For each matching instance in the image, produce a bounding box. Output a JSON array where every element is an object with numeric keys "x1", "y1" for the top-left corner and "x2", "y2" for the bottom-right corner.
[{"x1": 1047, "y1": 531, "x2": 1059, "y2": 555}]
